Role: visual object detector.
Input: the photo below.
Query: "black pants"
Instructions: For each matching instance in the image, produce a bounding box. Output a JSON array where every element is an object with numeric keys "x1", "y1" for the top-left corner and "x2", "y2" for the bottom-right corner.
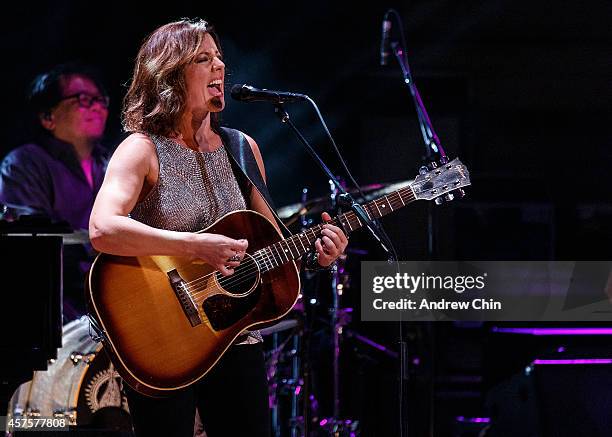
[{"x1": 124, "y1": 343, "x2": 271, "y2": 437}]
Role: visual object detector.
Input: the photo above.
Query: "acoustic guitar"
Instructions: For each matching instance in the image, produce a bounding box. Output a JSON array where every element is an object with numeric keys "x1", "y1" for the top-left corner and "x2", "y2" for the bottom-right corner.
[{"x1": 86, "y1": 158, "x2": 470, "y2": 396}]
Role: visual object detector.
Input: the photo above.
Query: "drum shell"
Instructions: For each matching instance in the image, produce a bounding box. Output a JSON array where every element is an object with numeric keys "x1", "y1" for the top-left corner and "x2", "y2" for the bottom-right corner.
[{"x1": 8, "y1": 317, "x2": 130, "y2": 426}]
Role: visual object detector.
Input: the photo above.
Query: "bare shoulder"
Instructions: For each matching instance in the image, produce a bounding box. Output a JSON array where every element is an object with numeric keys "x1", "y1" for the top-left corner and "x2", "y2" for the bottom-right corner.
[
  {"x1": 105, "y1": 133, "x2": 158, "y2": 178},
  {"x1": 242, "y1": 133, "x2": 261, "y2": 155},
  {"x1": 241, "y1": 132, "x2": 266, "y2": 180},
  {"x1": 115, "y1": 132, "x2": 156, "y2": 156}
]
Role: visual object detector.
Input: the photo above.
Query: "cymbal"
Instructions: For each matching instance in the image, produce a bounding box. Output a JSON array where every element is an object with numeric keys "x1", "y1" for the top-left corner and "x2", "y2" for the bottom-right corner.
[
  {"x1": 61, "y1": 229, "x2": 91, "y2": 245},
  {"x1": 277, "y1": 180, "x2": 413, "y2": 225},
  {"x1": 30, "y1": 229, "x2": 91, "y2": 245},
  {"x1": 258, "y1": 318, "x2": 300, "y2": 336}
]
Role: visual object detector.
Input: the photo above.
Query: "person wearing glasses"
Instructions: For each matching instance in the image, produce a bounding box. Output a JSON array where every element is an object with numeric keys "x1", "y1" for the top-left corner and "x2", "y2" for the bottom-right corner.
[{"x1": 0, "y1": 62, "x2": 110, "y2": 320}]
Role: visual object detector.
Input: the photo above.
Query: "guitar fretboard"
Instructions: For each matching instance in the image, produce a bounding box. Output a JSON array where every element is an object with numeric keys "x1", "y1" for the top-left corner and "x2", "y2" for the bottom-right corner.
[{"x1": 253, "y1": 185, "x2": 416, "y2": 271}]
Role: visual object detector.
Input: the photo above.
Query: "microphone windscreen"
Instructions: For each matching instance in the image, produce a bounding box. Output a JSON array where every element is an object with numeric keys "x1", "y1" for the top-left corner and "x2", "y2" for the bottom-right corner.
[{"x1": 230, "y1": 84, "x2": 245, "y2": 100}]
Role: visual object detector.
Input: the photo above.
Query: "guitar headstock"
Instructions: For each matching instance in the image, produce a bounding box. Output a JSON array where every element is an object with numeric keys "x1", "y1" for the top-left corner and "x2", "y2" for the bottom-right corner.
[{"x1": 411, "y1": 158, "x2": 471, "y2": 204}]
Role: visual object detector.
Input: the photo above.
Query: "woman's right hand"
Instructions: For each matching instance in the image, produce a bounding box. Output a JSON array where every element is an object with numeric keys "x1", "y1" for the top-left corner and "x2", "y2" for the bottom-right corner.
[{"x1": 190, "y1": 233, "x2": 249, "y2": 276}]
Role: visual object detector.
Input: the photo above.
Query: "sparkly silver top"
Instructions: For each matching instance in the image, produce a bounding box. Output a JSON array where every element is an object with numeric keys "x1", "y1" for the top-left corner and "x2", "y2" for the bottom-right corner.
[
  {"x1": 130, "y1": 134, "x2": 247, "y2": 232},
  {"x1": 130, "y1": 134, "x2": 262, "y2": 344}
]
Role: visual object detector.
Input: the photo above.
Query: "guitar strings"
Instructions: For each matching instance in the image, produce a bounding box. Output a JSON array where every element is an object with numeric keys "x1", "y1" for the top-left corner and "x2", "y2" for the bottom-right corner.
[
  {"x1": 187, "y1": 240, "x2": 308, "y2": 301},
  {"x1": 186, "y1": 190, "x2": 415, "y2": 299},
  {"x1": 182, "y1": 224, "x2": 329, "y2": 291},
  {"x1": 181, "y1": 188, "x2": 413, "y2": 291},
  {"x1": 183, "y1": 189, "x2": 415, "y2": 301},
  {"x1": 187, "y1": 190, "x2": 415, "y2": 298},
  {"x1": 188, "y1": 258, "x2": 265, "y2": 300}
]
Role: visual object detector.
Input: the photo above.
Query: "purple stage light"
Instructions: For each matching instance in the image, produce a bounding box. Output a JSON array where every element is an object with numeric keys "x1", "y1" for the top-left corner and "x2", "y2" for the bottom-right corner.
[
  {"x1": 492, "y1": 327, "x2": 612, "y2": 336},
  {"x1": 533, "y1": 358, "x2": 612, "y2": 365},
  {"x1": 456, "y1": 416, "x2": 491, "y2": 423}
]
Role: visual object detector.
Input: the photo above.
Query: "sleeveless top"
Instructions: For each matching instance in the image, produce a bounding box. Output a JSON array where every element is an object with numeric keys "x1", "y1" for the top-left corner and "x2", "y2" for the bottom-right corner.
[{"x1": 130, "y1": 133, "x2": 262, "y2": 344}]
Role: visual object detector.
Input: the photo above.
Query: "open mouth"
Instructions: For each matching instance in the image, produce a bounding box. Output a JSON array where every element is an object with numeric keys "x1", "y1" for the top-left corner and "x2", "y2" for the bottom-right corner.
[{"x1": 207, "y1": 79, "x2": 223, "y2": 97}]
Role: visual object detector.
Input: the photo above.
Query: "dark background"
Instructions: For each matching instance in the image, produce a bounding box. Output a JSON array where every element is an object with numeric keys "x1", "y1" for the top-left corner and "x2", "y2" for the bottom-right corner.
[{"x1": 2, "y1": 1, "x2": 611, "y2": 435}]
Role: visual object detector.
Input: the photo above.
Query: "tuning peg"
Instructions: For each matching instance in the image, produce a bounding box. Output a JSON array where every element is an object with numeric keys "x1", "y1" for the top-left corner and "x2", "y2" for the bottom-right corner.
[
  {"x1": 434, "y1": 197, "x2": 444, "y2": 205},
  {"x1": 419, "y1": 166, "x2": 429, "y2": 175},
  {"x1": 444, "y1": 193, "x2": 454, "y2": 202},
  {"x1": 428, "y1": 161, "x2": 438, "y2": 170},
  {"x1": 456, "y1": 188, "x2": 466, "y2": 198}
]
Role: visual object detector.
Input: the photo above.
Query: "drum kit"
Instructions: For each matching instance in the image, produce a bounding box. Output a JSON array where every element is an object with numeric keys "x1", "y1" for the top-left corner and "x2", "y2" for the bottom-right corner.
[
  {"x1": 6, "y1": 317, "x2": 132, "y2": 432},
  {"x1": 4, "y1": 179, "x2": 407, "y2": 436}
]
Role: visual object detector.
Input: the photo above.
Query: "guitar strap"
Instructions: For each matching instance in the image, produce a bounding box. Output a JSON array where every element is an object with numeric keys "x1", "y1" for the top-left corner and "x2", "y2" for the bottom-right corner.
[{"x1": 218, "y1": 126, "x2": 292, "y2": 239}]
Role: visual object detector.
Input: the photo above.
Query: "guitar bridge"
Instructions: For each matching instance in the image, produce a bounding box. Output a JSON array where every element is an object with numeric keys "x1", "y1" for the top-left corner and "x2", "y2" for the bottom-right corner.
[{"x1": 167, "y1": 269, "x2": 202, "y2": 327}]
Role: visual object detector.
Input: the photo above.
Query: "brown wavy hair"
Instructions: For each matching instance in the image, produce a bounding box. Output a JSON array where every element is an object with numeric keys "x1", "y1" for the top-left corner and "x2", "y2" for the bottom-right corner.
[{"x1": 122, "y1": 18, "x2": 222, "y2": 137}]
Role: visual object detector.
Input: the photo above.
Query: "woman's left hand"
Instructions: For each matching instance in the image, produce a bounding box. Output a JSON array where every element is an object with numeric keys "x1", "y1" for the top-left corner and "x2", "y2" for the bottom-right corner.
[{"x1": 314, "y1": 212, "x2": 349, "y2": 267}]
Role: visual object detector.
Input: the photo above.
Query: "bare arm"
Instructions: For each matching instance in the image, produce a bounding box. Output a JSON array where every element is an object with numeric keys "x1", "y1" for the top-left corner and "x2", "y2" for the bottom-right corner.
[{"x1": 89, "y1": 133, "x2": 247, "y2": 276}]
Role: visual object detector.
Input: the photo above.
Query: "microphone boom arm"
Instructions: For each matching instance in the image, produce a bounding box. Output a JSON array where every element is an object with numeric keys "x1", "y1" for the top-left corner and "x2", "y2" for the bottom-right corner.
[
  {"x1": 390, "y1": 41, "x2": 447, "y2": 163},
  {"x1": 273, "y1": 103, "x2": 396, "y2": 260}
]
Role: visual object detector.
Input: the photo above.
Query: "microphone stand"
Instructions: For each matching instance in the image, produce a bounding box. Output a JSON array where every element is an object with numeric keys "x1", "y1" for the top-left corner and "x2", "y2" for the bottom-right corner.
[
  {"x1": 274, "y1": 101, "x2": 394, "y2": 436},
  {"x1": 390, "y1": 40, "x2": 447, "y2": 255},
  {"x1": 386, "y1": 12, "x2": 448, "y2": 436},
  {"x1": 272, "y1": 104, "x2": 396, "y2": 261}
]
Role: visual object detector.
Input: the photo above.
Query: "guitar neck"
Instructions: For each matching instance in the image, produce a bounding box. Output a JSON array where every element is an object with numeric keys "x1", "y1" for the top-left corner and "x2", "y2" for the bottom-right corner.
[{"x1": 255, "y1": 185, "x2": 416, "y2": 267}]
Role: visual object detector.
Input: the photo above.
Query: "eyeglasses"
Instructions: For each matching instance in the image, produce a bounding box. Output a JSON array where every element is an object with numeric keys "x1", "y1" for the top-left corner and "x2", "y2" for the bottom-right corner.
[{"x1": 59, "y1": 93, "x2": 110, "y2": 109}]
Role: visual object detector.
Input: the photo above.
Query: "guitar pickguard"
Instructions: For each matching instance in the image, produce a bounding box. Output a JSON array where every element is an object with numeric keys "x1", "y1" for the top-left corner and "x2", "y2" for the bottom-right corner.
[{"x1": 202, "y1": 288, "x2": 261, "y2": 331}]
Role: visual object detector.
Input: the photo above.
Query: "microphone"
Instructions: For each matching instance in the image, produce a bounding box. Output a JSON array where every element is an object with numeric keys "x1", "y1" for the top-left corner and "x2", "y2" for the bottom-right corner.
[
  {"x1": 230, "y1": 84, "x2": 307, "y2": 104},
  {"x1": 380, "y1": 16, "x2": 392, "y2": 66}
]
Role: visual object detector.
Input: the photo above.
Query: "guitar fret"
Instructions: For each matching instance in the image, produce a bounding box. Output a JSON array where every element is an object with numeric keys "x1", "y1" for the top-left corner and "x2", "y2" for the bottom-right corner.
[
  {"x1": 373, "y1": 200, "x2": 382, "y2": 217},
  {"x1": 400, "y1": 188, "x2": 413, "y2": 204},
  {"x1": 287, "y1": 239, "x2": 300, "y2": 259},
  {"x1": 385, "y1": 195, "x2": 394, "y2": 211},
  {"x1": 255, "y1": 250, "x2": 268, "y2": 272},
  {"x1": 271, "y1": 243, "x2": 283, "y2": 264},
  {"x1": 315, "y1": 226, "x2": 322, "y2": 242},
  {"x1": 262, "y1": 249, "x2": 273, "y2": 271},
  {"x1": 303, "y1": 229, "x2": 312, "y2": 246},
  {"x1": 296, "y1": 235, "x2": 307, "y2": 253},
  {"x1": 266, "y1": 248, "x2": 277, "y2": 268},
  {"x1": 389, "y1": 193, "x2": 402, "y2": 209},
  {"x1": 313, "y1": 225, "x2": 322, "y2": 242},
  {"x1": 256, "y1": 250, "x2": 267, "y2": 271},
  {"x1": 341, "y1": 214, "x2": 353, "y2": 232},
  {"x1": 398, "y1": 190, "x2": 406, "y2": 206},
  {"x1": 284, "y1": 240, "x2": 296, "y2": 259},
  {"x1": 304, "y1": 233, "x2": 312, "y2": 248},
  {"x1": 276, "y1": 242, "x2": 290, "y2": 263}
]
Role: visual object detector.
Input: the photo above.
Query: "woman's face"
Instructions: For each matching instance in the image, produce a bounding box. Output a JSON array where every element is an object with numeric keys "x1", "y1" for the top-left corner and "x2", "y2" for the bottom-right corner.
[{"x1": 184, "y1": 33, "x2": 225, "y2": 115}]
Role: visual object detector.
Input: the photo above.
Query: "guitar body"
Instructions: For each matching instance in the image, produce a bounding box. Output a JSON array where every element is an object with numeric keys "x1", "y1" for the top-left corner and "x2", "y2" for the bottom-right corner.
[{"x1": 86, "y1": 210, "x2": 300, "y2": 397}]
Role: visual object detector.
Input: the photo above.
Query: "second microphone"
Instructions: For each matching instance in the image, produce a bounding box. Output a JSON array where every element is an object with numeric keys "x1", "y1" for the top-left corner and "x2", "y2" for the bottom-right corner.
[{"x1": 230, "y1": 84, "x2": 307, "y2": 104}]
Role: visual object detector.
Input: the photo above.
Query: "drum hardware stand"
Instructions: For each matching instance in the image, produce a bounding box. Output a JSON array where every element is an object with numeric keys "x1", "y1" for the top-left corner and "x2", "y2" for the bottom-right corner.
[
  {"x1": 268, "y1": 324, "x2": 305, "y2": 437},
  {"x1": 315, "y1": 182, "x2": 360, "y2": 437},
  {"x1": 87, "y1": 314, "x2": 106, "y2": 343}
]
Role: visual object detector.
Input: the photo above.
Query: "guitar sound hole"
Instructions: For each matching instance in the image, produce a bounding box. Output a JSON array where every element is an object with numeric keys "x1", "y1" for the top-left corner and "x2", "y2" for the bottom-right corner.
[{"x1": 215, "y1": 253, "x2": 260, "y2": 296}]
